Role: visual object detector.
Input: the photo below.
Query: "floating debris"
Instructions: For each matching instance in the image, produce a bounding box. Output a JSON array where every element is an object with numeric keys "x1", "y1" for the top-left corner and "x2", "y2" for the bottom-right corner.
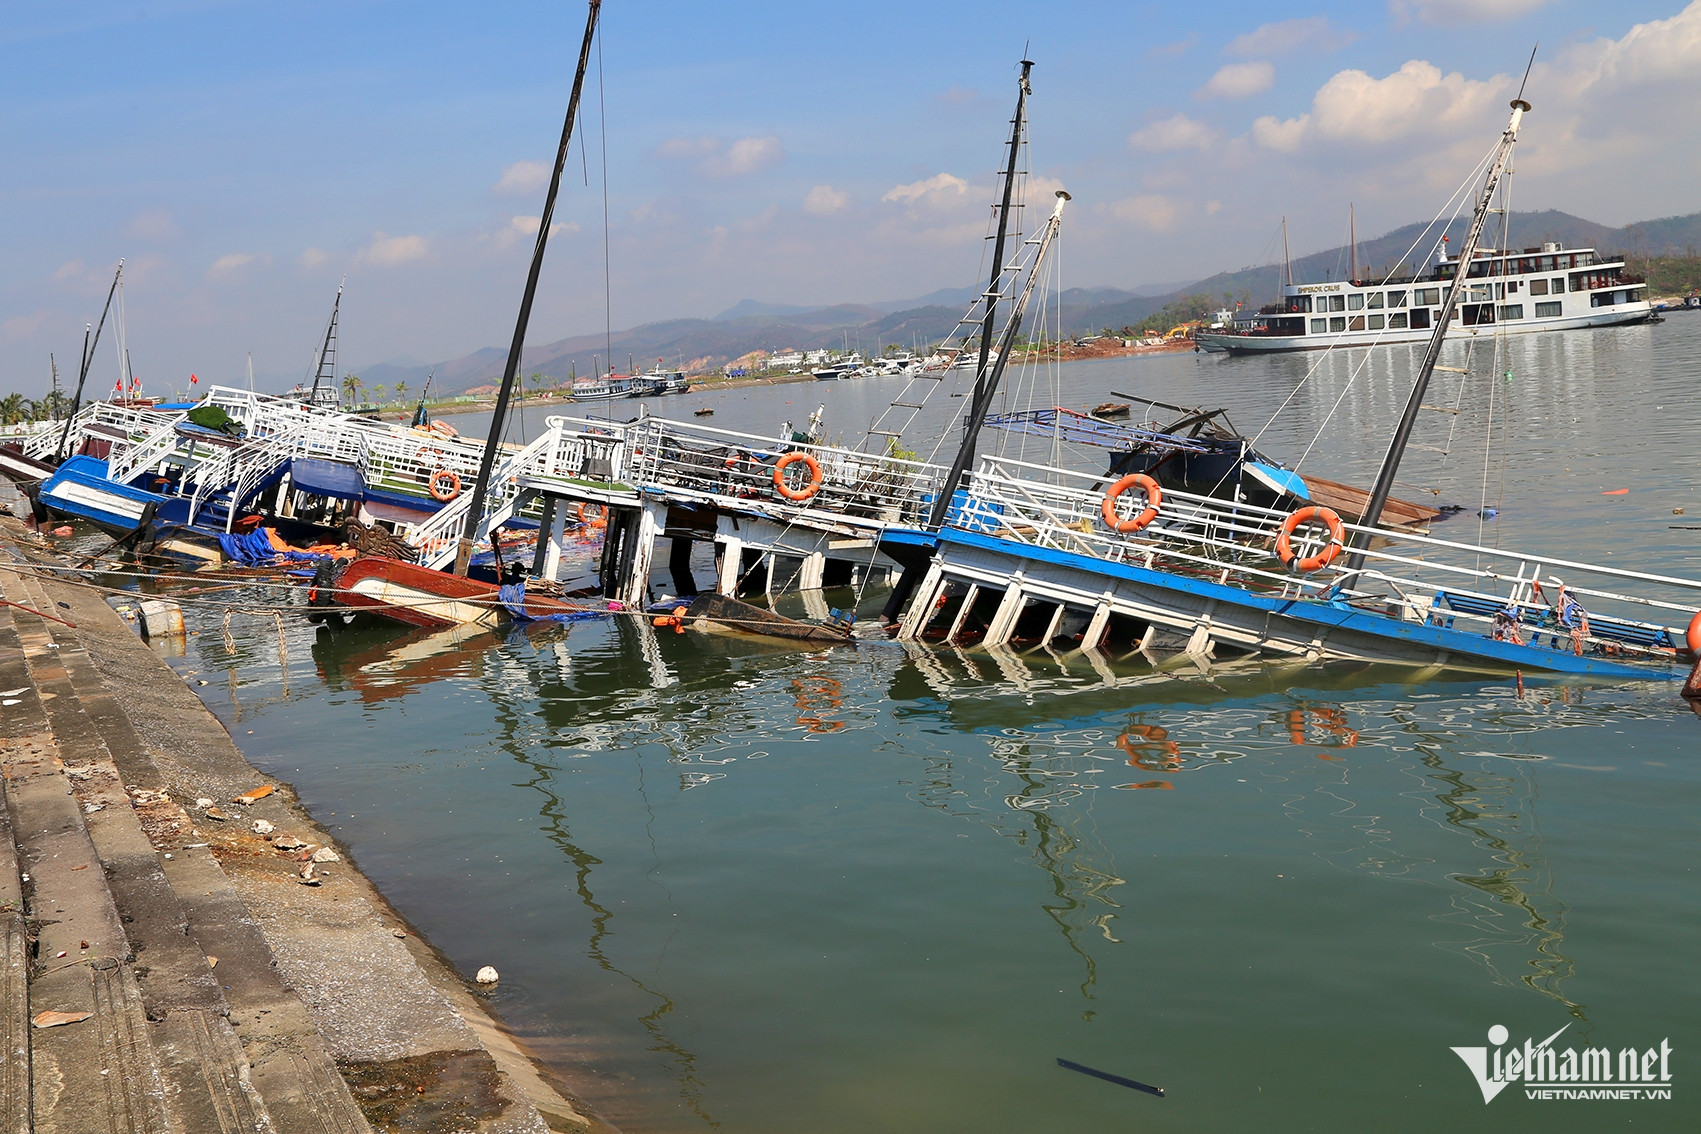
[
  {"x1": 233, "y1": 784, "x2": 275, "y2": 805},
  {"x1": 475, "y1": 966, "x2": 499, "y2": 984}
]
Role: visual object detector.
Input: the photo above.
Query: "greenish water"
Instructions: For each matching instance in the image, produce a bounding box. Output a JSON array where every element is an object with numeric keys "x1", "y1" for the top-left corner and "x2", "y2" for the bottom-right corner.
[{"x1": 174, "y1": 317, "x2": 1698, "y2": 1131}]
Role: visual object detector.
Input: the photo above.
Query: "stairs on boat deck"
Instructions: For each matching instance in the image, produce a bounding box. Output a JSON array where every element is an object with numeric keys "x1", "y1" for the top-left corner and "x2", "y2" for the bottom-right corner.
[{"x1": 0, "y1": 565, "x2": 374, "y2": 1134}]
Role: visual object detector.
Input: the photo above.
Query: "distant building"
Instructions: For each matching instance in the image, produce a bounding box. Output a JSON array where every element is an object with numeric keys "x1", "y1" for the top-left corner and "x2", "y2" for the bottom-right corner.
[
  {"x1": 803, "y1": 349, "x2": 831, "y2": 365},
  {"x1": 768, "y1": 351, "x2": 804, "y2": 369}
]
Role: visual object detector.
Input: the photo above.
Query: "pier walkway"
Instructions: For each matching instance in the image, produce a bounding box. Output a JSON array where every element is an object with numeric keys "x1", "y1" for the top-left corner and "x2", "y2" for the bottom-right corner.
[{"x1": 0, "y1": 519, "x2": 611, "y2": 1134}]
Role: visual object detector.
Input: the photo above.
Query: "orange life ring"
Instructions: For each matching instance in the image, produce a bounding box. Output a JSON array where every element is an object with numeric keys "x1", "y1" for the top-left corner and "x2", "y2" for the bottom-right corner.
[
  {"x1": 773, "y1": 451, "x2": 824, "y2": 502},
  {"x1": 572, "y1": 501, "x2": 605, "y2": 525},
  {"x1": 1688, "y1": 610, "x2": 1701, "y2": 656},
  {"x1": 428, "y1": 469, "x2": 461, "y2": 502},
  {"x1": 1275, "y1": 506, "x2": 1346, "y2": 572},
  {"x1": 1100, "y1": 473, "x2": 1162, "y2": 533}
]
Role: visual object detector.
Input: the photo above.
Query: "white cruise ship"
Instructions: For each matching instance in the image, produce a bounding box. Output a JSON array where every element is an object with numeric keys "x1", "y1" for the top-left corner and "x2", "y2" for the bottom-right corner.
[{"x1": 1196, "y1": 242, "x2": 1650, "y2": 354}]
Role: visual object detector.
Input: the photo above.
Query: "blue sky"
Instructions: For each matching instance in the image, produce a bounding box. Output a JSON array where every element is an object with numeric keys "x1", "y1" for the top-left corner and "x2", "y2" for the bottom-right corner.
[{"x1": 4, "y1": 0, "x2": 1698, "y2": 393}]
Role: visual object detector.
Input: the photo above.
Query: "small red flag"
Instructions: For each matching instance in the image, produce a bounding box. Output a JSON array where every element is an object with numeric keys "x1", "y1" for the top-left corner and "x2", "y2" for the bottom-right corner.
[{"x1": 190, "y1": 373, "x2": 198, "y2": 384}]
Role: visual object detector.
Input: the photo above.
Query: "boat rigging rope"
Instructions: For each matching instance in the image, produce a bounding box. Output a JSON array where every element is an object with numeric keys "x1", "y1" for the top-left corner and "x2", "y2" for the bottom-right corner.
[{"x1": 1240, "y1": 141, "x2": 1500, "y2": 458}]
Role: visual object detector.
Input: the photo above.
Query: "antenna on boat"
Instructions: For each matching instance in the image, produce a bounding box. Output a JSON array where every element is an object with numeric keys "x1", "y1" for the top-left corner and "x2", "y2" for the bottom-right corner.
[
  {"x1": 1342, "y1": 93, "x2": 1531, "y2": 572},
  {"x1": 927, "y1": 56, "x2": 1034, "y2": 530},
  {"x1": 455, "y1": 0, "x2": 603, "y2": 575},
  {"x1": 1515, "y1": 44, "x2": 1537, "y2": 103}
]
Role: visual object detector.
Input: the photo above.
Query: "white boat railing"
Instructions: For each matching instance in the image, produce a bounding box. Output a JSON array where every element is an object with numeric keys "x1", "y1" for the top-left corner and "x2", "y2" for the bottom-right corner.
[
  {"x1": 965, "y1": 454, "x2": 1701, "y2": 661},
  {"x1": 622, "y1": 414, "x2": 947, "y2": 528}
]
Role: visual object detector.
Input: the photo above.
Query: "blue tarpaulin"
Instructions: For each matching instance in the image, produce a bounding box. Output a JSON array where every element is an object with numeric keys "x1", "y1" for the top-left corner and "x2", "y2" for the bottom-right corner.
[
  {"x1": 216, "y1": 528, "x2": 329, "y2": 566},
  {"x1": 497, "y1": 581, "x2": 609, "y2": 623}
]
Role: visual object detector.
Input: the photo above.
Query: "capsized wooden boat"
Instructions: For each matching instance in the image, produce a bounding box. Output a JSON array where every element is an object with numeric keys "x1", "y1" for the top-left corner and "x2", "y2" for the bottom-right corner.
[
  {"x1": 1091, "y1": 401, "x2": 1131, "y2": 419},
  {"x1": 683, "y1": 592, "x2": 852, "y2": 644},
  {"x1": 323, "y1": 555, "x2": 607, "y2": 629}
]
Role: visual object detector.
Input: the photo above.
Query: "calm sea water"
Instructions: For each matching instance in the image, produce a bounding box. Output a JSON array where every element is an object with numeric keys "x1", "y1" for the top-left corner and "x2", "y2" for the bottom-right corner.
[{"x1": 174, "y1": 316, "x2": 1699, "y2": 1132}]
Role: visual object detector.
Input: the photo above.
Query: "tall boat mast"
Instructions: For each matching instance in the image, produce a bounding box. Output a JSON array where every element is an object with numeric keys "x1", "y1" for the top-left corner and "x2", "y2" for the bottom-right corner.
[
  {"x1": 454, "y1": 0, "x2": 602, "y2": 575},
  {"x1": 1349, "y1": 204, "x2": 1357, "y2": 282},
  {"x1": 57, "y1": 260, "x2": 123, "y2": 461},
  {"x1": 928, "y1": 57, "x2": 1033, "y2": 530},
  {"x1": 1343, "y1": 95, "x2": 1531, "y2": 570},
  {"x1": 308, "y1": 280, "x2": 343, "y2": 406},
  {"x1": 1282, "y1": 218, "x2": 1292, "y2": 288}
]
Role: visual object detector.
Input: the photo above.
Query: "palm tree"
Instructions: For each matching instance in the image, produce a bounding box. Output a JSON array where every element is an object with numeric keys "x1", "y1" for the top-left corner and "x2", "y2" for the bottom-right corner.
[
  {"x1": 341, "y1": 372, "x2": 362, "y2": 405},
  {"x1": 394, "y1": 380, "x2": 408, "y2": 403},
  {"x1": 0, "y1": 393, "x2": 24, "y2": 425}
]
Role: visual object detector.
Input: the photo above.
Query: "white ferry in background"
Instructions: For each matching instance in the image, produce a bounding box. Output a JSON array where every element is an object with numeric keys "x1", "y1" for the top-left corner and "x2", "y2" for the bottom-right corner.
[{"x1": 1196, "y1": 241, "x2": 1650, "y2": 354}]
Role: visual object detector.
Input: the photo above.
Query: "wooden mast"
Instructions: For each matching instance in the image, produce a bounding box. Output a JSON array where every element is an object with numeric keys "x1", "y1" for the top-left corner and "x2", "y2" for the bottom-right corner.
[
  {"x1": 1341, "y1": 97, "x2": 1530, "y2": 572},
  {"x1": 455, "y1": 0, "x2": 603, "y2": 575},
  {"x1": 928, "y1": 58, "x2": 1033, "y2": 530}
]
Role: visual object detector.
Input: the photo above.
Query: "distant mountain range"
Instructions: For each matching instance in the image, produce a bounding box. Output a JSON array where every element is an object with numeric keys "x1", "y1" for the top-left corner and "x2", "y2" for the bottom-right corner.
[{"x1": 355, "y1": 208, "x2": 1701, "y2": 396}]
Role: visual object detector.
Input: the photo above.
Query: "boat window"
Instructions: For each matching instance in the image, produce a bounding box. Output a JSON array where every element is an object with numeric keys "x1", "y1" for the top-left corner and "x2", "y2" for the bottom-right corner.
[
  {"x1": 1368, "y1": 313, "x2": 1385, "y2": 330},
  {"x1": 1389, "y1": 312, "x2": 1409, "y2": 329},
  {"x1": 1310, "y1": 318, "x2": 1326, "y2": 333},
  {"x1": 1535, "y1": 301, "x2": 1562, "y2": 318},
  {"x1": 1366, "y1": 292, "x2": 1384, "y2": 309},
  {"x1": 1506, "y1": 280, "x2": 1520, "y2": 293},
  {"x1": 1347, "y1": 293, "x2": 1364, "y2": 311},
  {"x1": 1329, "y1": 316, "x2": 1346, "y2": 332},
  {"x1": 1551, "y1": 277, "x2": 1565, "y2": 293},
  {"x1": 1406, "y1": 310, "x2": 1425, "y2": 330},
  {"x1": 1329, "y1": 294, "x2": 1346, "y2": 312},
  {"x1": 1414, "y1": 287, "x2": 1440, "y2": 306},
  {"x1": 1349, "y1": 315, "x2": 1365, "y2": 331},
  {"x1": 1387, "y1": 290, "x2": 1407, "y2": 307},
  {"x1": 1499, "y1": 304, "x2": 1524, "y2": 321},
  {"x1": 1538, "y1": 256, "x2": 1554, "y2": 272},
  {"x1": 1530, "y1": 278, "x2": 1548, "y2": 296}
]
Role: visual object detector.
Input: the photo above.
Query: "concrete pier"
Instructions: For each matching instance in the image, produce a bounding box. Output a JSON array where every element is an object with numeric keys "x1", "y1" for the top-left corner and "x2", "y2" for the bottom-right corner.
[{"x1": 0, "y1": 519, "x2": 614, "y2": 1134}]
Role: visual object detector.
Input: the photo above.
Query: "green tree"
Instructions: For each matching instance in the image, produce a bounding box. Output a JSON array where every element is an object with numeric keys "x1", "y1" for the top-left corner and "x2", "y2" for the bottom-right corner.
[
  {"x1": 368, "y1": 383, "x2": 386, "y2": 404},
  {"x1": 342, "y1": 372, "x2": 362, "y2": 404},
  {"x1": 394, "y1": 380, "x2": 408, "y2": 403},
  {"x1": 0, "y1": 393, "x2": 24, "y2": 425}
]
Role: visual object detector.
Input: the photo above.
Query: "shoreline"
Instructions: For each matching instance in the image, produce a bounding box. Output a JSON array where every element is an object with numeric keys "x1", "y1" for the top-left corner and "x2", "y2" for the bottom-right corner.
[{"x1": 0, "y1": 510, "x2": 618, "y2": 1134}]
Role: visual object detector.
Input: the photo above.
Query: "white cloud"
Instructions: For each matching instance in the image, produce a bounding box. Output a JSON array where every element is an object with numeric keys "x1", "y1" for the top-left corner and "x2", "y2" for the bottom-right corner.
[
  {"x1": 802, "y1": 184, "x2": 850, "y2": 215},
  {"x1": 359, "y1": 232, "x2": 429, "y2": 266},
  {"x1": 493, "y1": 160, "x2": 550, "y2": 194},
  {"x1": 882, "y1": 172, "x2": 969, "y2": 206},
  {"x1": 1251, "y1": 60, "x2": 1505, "y2": 149},
  {"x1": 656, "y1": 134, "x2": 784, "y2": 178},
  {"x1": 1107, "y1": 194, "x2": 1182, "y2": 232},
  {"x1": 1, "y1": 312, "x2": 48, "y2": 342},
  {"x1": 1251, "y1": 113, "x2": 1310, "y2": 152},
  {"x1": 1128, "y1": 113, "x2": 1217, "y2": 152},
  {"x1": 1197, "y1": 61, "x2": 1275, "y2": 99},
  {"x1": 494, "y1": 215, "x2": 576, "y2": 248},
  {"x1": 1148, "y1": 34, "x2": 1196, "y2": 58},
  {"x1": 1565, "y1": 1, "x2": 1701, "y2": 90},
  {"x1": 1389, "y1": 0, "x2": 1553, "y2": 25},
  {"x1": 51, "y1": 260, "x2": 86, "y2": 284},
  {"x1": 127, "y1": 209, "x2": 181, "y2": 241},
  {"x1": 209, "y1": 252, "x2": 259, "y2": 275},
  {"x1": 1225, "y1": 17, "x2": 1355, "y2": 56},
  {"x1": 298, "y1": 247, "x2": 330, "y2": 268}
]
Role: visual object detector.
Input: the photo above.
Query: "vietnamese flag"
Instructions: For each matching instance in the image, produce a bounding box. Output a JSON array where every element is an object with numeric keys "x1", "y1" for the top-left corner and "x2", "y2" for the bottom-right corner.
[{"x1": 190, "y1": 373, "x2": 198, "y2": 385}]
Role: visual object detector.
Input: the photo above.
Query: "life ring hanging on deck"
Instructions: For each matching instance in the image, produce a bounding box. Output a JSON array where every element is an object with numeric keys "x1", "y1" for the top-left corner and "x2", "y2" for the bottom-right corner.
[
  {"x1": 1275, "y1": 506, "x2": 1346, "y2": 572},
  {"x1": 428, "y1": 469, "x2": 462, "y2": 502},
  {"x1": 773, "y1": 451, "x2": 824, "y2": 503},
  {"x1": 1100, "y1": 473, "x2": 1162, "y2": 533}
]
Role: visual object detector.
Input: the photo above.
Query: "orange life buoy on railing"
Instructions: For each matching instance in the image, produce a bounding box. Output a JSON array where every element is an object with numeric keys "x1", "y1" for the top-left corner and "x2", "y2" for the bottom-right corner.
[
  {"x1": 1100, "y1": 473, "x2": 1162, "y2": 533},
  {"x1": 571, "y1": 501, "x2": 606, "y2": 526},
  {"x1": 773, "y1": 451, "x2": 824, "y2": 503},
  {"x1": 428, "y1": 469, "x2": 461, "y2": 502},
  {"x1": 1687, "y1": 610, "x2": 1701, "y2": 656},
  {"x1": 1275, "y1": 505, "x2": 1346, "y2": 572}
]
